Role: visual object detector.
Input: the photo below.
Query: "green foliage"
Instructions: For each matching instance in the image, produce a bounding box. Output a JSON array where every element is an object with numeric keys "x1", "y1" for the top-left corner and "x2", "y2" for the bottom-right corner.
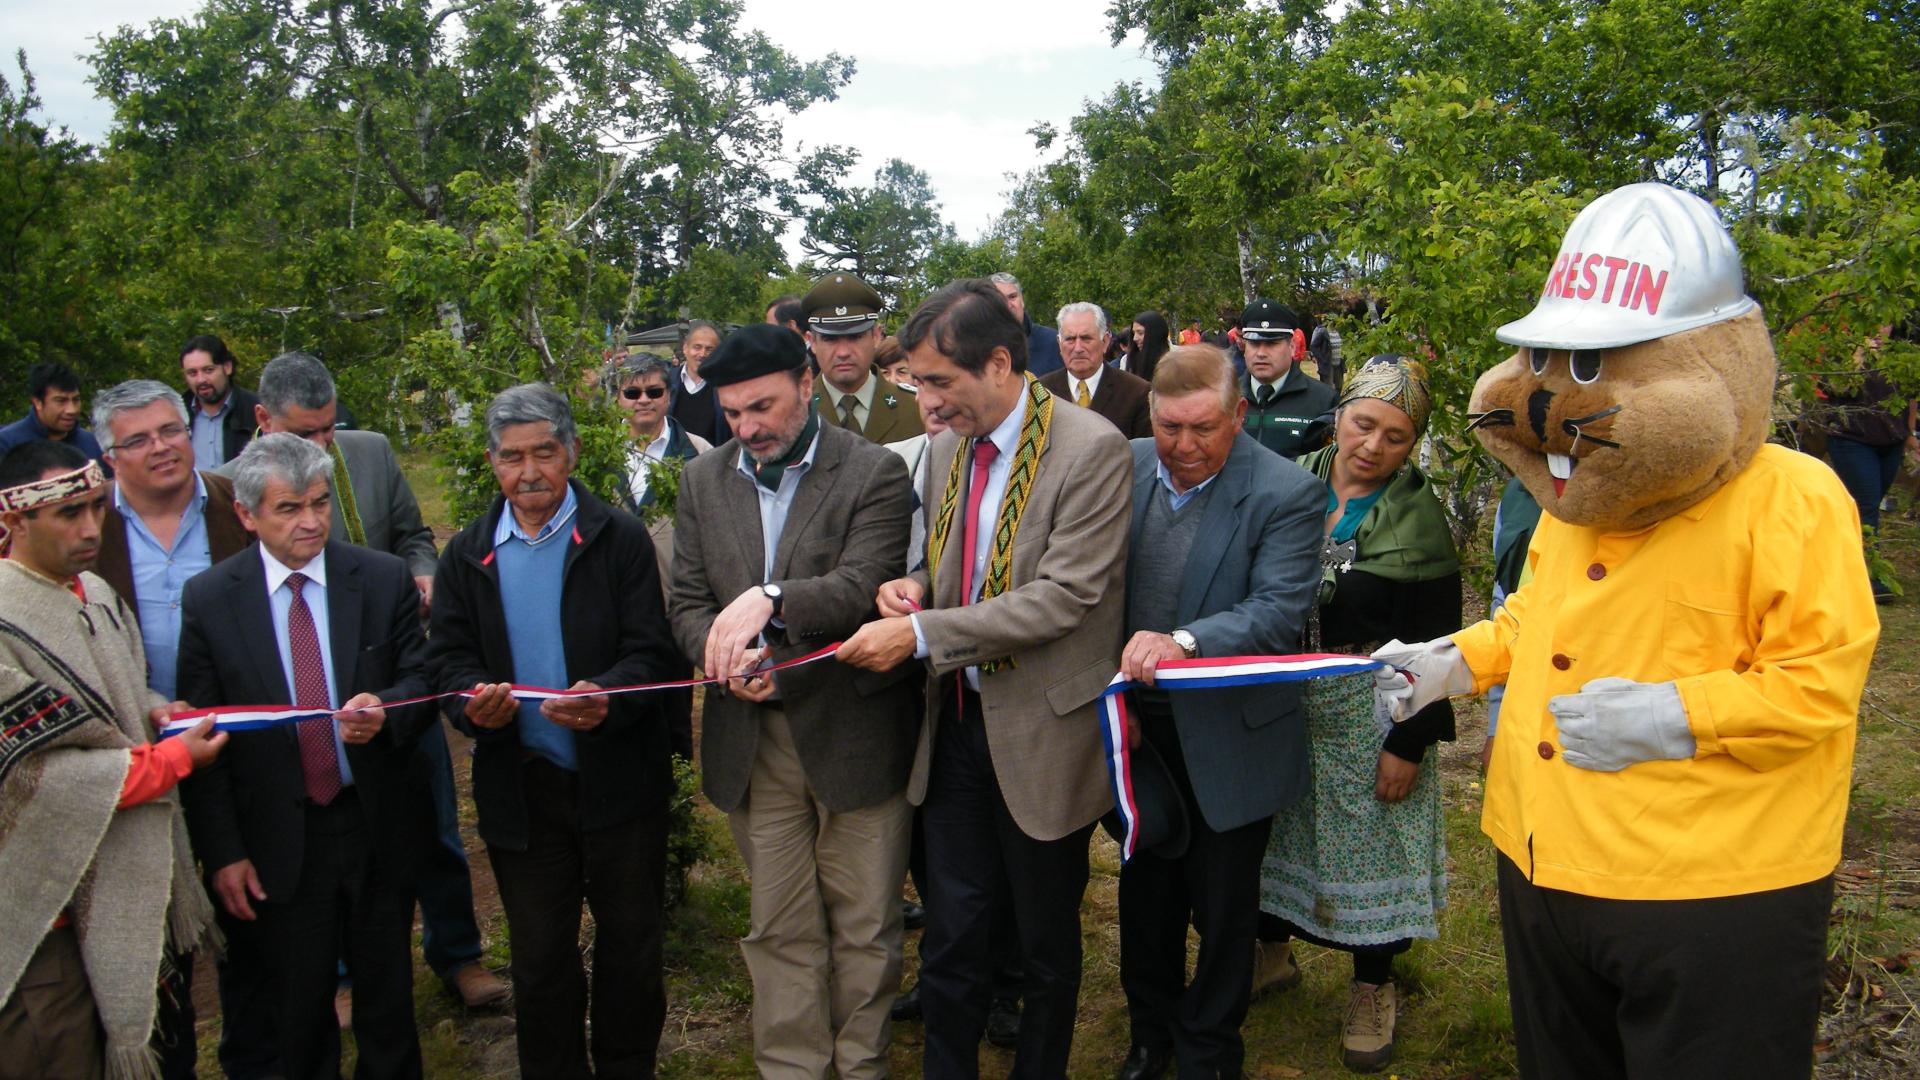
[
  {"x1": 665, "y1": 753, "x2": 713, "y2": 910},
  {"x1": 801, "y1": 158, "x2": 955, "y2": 308}
]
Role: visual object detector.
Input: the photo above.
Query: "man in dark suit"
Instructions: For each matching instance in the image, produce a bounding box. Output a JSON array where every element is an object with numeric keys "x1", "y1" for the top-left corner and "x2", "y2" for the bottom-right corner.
[
  {"x1": 91, "y1": 378, "x2": 254, "y2": 1078},
  {"x1": 805, "y1": 272, "x2": 924, "y2": 444},
  {"x1": 428, "y1": 384, "x2": 681, "y2": 1079},
  {"x1": 989, "y1": 272, "x2": 1063, "y2": 377},
  {"x1": 180, "y1": 335, "x2": 261, "y2": 468},
  {"x1": 178, "y1": 433, "x2": 431, "y2": 1080},
  {"x1": 840, "y1": 279, "x2": 1133, "y2": 1079},
  {"x1": 1114, "y1": 346, "x2": 1324, "y2": 1080},
  {"x1": 1039, "y1": 302, "x2": 1153, "y2": 439},
  {"x1": 671, "y1": 324, "x2": 916, "y2": 1076},
  {"x1": 1239, "y1": 299, "x2": 1337, "y2": 459}
]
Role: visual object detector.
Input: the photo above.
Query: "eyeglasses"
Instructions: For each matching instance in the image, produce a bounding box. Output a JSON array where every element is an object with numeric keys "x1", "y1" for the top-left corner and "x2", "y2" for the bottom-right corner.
[
  {"x1": 112, "y1": 423, "x2": 190, "y2": 454},
  {"x1": 622, "y1": 386, "x2": 668, "y2": 401}
]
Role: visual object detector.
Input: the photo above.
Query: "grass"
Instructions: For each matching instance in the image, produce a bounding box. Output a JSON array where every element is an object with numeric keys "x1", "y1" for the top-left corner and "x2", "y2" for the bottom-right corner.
[{"x1": 189, "y1": 456, "x2": 1920, "y2": 1078}]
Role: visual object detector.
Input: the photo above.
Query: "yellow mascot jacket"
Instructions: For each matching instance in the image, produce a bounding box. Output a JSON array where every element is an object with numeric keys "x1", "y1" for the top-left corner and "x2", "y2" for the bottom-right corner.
[{"x1": 1454, "y1": 444, "x2": 1879, "y2": 901}]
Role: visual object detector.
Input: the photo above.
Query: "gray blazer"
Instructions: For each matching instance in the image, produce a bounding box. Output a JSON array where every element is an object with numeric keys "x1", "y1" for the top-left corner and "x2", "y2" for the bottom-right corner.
[
  {"x1": 668, "y1": 423, "x2": 916, "y2": 814},
  {"x1": 908, "y1": 400, "x2": 1133, "y2": 842},
  {"x1": 216, "y1": 427, "x2": 436, "y2": 579},
  {"x1": 1128, "y1": 433, "x2": 1326, "y2": 831}
]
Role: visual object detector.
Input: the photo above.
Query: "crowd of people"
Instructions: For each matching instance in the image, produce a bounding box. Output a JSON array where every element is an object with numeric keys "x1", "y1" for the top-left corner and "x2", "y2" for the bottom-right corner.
[{"x1": 0, "y1": 183, "x2": 1901, "y2": 1080}]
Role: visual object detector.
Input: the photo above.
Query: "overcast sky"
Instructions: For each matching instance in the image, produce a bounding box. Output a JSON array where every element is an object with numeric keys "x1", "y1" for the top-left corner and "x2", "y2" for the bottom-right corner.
[{"x1": 1, "y1": 0, "x2": 1158, "y2": 242}]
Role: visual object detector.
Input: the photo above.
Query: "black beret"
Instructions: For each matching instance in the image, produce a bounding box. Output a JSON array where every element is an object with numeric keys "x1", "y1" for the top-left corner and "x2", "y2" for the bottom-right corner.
[
  {"x1": 1239, "y1": 298, "x2": 1299, "y2": 341},
  {"x1": 701, "y1": 323, "x2": 808, "y2": 388}
]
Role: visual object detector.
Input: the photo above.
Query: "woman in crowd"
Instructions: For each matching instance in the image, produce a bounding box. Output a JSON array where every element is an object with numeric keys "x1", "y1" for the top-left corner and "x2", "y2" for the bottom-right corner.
[
  {"x1": 1131, "y1": 311, "x2": 1171, "y2": 382},
  {"x1": 1253, "y1": 355, "x2": 1461, "y2": 1074},
  {"x1": 875, "y1": 335, "x2": 915, "y2": 390},
  {"x1": 669, "y1": 319, "x2": 729, "y2": 444},
  {"x1": 1818, "y1": 325, "x2": 1916, "y2": 602},
  {"x1": 615, "y1": 351, "x2": 710, "y2": 759}
]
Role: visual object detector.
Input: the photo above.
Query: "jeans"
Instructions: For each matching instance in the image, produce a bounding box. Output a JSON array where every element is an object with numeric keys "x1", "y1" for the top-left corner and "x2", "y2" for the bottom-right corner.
[
  {"x1": 1826, "y1": 435, "x2": 1902, "y2": 533},
  {"x1": 411, "y1": 720, "x2": 484, "y2": 979}
]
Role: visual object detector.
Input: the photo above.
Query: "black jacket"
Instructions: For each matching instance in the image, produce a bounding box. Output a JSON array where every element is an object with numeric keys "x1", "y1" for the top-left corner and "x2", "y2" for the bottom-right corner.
[
  {"x1": 183, "y1": 385, "x2": 261, "y2": 465},
  {"x1": 178, "y1": 541, "x2": 432, "y2": 899},
  {"x1": 427, "y1": 481, "x2": 679, "y2": 850},
  {"x1": 1242, "y1": 368, "x2": 1337, "y2": 459}
]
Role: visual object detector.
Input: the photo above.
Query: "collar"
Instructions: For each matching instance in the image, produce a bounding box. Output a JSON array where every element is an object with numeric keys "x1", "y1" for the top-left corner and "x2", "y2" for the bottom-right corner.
[
  {"x1": 198, "y1": 390, "x2": 234, "y2": 419},
  {"x1": 113, "y1": 470, "x2": 208, "y2": 518},
  {"x1": 493, "y1": 482, "x2": 580, "y2": 547},
  {"x1": 982, "y1": 384, "x2": 1030, "y2": 460},
  {"x1": 1155, "y1": 457, "x2": 1221, "y2": 499},
  {"x1": 680, "y1": 366, "x2": 705, "y2": 393},
  {"x1": 1071, "y1": 366, "x2": 1104, "y2": 399},
  {"x1": 1253, "y1": 367, "x2": 1293, "y2": 396},
  {"x1": 261, "y1": 543, "x2": 327, "y2": 593},
  {"x1": 628, "y1": 419, "x2": 674, "y2": 463},
  {"x1": 735, "y1": 410, "x2": 823, "y2": 490}
]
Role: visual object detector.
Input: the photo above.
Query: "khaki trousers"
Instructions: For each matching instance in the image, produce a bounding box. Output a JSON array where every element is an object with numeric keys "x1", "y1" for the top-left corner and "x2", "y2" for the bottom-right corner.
[
  {"x1": 0, "y1": 925, "x2": 104, "y2": 1080},
  {"x1": 728, "y1": 708, "x2": 911, "y2": 1080}
]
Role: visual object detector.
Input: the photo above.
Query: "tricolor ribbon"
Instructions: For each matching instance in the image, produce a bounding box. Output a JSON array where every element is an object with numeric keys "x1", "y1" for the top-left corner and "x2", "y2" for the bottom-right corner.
[
  {"x1": 157, "y1": 643, "x2": 844, "y2": 738},
  {"x1": 1098, "y1": 653, "x2": 1383, "y2": 862}
]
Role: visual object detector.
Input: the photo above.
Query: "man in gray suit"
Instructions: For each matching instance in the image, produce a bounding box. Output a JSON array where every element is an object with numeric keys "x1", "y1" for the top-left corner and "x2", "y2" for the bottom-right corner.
[
  {"x1": 840, "y1": 279, "x2": 1131, "y2": 1079},
  {"x1": 1113, "y1": 345, "x2": 1324, "y2": 1080},
  {"x1": 669, "y1": 323, "x2": 916, "y2": 1079}
]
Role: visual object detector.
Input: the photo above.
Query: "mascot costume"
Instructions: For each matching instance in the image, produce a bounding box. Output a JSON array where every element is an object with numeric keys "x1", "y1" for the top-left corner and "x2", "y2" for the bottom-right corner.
[{"x1": 1375, "y1": 183, "x2": 1880, "y2": 1077}]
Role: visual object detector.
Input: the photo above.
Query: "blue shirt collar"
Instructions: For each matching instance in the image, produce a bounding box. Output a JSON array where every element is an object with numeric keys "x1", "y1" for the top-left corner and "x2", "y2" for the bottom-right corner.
[
  {"x1": 1155, "y1": 457, "x2": 1221, "y2": 504},
  {"x1": 494, "y1": 482, "x2": 579, "y2": 547}
]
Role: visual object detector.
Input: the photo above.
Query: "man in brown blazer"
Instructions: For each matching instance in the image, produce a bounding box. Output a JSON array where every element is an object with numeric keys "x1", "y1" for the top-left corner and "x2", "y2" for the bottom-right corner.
[
  {"x1": 669, "y1": 323, "x2": 917, "y2": 1079},
  {"x1": 806, "y1": 272, "x2": 925, "y2": 444},
  {"x1": 1039, "y1": 301, "x2": 1154, "y2": 439},
  {"x1": 840, "y1": 279, "x2": 1132, "y2": 1079},
  {"x1": 88, "y1": 379, "x2": 254, "y2": 1079}
]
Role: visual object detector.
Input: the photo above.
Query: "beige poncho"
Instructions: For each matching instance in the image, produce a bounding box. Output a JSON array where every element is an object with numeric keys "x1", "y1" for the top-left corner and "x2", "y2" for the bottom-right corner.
[{"x1": 0, "y1": 559, "x2": 217, "y2": 1080}]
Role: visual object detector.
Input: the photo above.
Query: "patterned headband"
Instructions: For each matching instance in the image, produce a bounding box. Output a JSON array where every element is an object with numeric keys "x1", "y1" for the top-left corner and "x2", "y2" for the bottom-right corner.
[
  {"x1": 0, "y1": 459, "x2": 107, "y2": 514},
  {"x1": 1338, "y1": 355, "x2": 1433, "y2": 436}
]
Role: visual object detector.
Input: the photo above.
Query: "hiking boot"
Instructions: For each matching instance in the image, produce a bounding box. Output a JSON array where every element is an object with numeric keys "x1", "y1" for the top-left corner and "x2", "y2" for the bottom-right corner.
[
  {"x1": 1341, "y1": 980, "x2": 1395, "y2": 1073},
  {"x1": 1251, "y1": 940, "x2": 1301, "y2": 1000}
]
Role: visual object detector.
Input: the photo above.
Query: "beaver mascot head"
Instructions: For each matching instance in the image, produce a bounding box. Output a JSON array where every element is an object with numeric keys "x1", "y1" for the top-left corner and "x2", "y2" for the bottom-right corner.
[{"x1": 1468, "y1": 183, "x2": 1773, "y2": 532}]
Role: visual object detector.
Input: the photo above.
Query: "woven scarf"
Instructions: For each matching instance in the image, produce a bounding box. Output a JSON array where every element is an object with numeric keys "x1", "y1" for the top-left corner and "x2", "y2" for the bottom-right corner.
[
  {"x1": 926, "y1": 375, "x2": 1054, "y2": 673},
  {"x1": 329, "y1": 441, "x2": 367, "y2": 545}
]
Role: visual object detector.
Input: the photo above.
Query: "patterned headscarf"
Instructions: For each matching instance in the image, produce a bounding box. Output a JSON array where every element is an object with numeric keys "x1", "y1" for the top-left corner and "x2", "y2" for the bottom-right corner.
[
  {"x1": 0, "y1": 459, "x2": 106, "y2": 555},
  {"x1": 1338, "y1": 354, "x2": 1433, "y2": 435}
]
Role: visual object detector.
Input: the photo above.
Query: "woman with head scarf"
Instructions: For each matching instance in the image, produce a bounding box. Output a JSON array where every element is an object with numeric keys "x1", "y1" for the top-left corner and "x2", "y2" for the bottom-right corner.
[
  {"x1": 1250, "y1": 355, "x2": 1461, "y2": 1073},
  {"x1": 1131, "y1": 311, "x2": 1172, "y2": 383}
]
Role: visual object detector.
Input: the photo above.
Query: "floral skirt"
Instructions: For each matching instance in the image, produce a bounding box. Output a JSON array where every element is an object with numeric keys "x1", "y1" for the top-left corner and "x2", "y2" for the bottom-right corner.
[{"x1": 1258, "y1": 670, "x2": 1447, "y2": 946}]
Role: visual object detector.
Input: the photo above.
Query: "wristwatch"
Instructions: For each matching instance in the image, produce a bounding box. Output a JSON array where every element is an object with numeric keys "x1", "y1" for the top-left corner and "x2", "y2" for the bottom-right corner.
[
  {"x1": 1171, "y1": 628, "x2": 1199, "y2": 658},
  {"x1": 760, "y1": 583, "x2": 784, "y2": 619}
]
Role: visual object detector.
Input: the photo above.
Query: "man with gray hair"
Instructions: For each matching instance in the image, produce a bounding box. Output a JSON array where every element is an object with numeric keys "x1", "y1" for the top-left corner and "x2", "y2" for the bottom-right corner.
[
  {"x1": 177, "y1": 432, "x2": 433, "y2": 1080},
  {"x1": 989, "y1": 271, "x2": 1064, "y2": 377},
  {"x1": 1038, "y1": 302, "x2": 1153, "y2": 439},
  {"x1": 241, "y1": 351, "x2": 509, "y2": 1013},
  {"x1": 428, "y1": 383, "x2": 681, "y2": 1079},
  {"x1": 89, "y1": 379, "x2": 254, "y2": 1078}
]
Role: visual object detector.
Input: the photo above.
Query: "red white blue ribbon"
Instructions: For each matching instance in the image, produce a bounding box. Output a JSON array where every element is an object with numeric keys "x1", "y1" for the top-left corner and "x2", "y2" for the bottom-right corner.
[
  {"x1": 157, "y1": 643, "x2": 845, "y2": 738},
  {"x1": 1098, "y1": 653, "x2": 1383, "y2": 862}
]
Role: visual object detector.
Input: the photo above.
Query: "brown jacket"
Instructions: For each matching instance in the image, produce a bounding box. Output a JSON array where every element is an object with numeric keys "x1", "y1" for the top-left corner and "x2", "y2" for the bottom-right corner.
[
  {"x1": 1039, "y1": 366, "x2": 1154, "y2": 440},
  {"x1": 96, "y1": 471, "x2": 253, "y2": 609},
  {"x1": 908, "y1": 397, "x2": 1132, "y2": 841}
]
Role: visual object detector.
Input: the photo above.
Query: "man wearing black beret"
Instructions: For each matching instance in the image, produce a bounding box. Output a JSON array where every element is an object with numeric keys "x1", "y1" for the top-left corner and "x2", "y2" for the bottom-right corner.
[{"x1": 668, "y1": 324, "x2": 918, "y2": 1077}]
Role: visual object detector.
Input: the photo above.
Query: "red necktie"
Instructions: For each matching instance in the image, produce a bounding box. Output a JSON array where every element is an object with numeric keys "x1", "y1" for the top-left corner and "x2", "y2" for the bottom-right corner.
[
  {"x1": 959, "y1": 439, "x2": 1000, "y2": 606},
  {"x1": 285, "y1": 572, "x2": 342, "y2": 806}
]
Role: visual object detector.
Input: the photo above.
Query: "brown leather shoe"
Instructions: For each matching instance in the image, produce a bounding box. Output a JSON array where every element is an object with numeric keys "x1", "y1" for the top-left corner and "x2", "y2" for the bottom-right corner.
[{"x1": 452, "y1": 963, "x2": 510, "y2": 1008}]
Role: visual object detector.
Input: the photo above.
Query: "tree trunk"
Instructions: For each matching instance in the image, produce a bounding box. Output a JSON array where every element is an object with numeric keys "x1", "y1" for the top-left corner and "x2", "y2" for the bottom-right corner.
[{"x1": 1236, "y1": 226, "x2": 1258, "y2": 303}]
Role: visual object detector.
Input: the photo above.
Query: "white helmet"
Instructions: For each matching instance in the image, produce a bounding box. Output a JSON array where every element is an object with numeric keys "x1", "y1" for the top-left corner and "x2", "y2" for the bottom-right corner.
[{"x1": 1496, "y1": 182, "x2": 1755, "y2": 350}]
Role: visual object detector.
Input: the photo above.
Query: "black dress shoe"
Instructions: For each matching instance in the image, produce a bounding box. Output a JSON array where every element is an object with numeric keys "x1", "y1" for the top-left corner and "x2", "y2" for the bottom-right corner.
[
  {"x1": 902, "y1": 899, "x2": 927, "y2": 931},
  {"x1": 890, "y1": 981, "x2": 922, "y2": 1021},
  {"x1": 1116, "y1": 1044, "x2": 1171, "y2": 1080},
  {"x1": 984, "y1": 996, "x2": 1022, "y2": 1048}
]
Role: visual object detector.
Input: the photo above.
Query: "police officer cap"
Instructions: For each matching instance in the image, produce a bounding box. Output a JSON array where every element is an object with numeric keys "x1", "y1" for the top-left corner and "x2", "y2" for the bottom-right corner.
[
  {"x1": 1239, "y1": 299, "x2": 1299, "y2": 341},
  {"x1": 700, "y1": 323, "x2": 808, "y2": 389},
  {"x1": 802, "y1": 273, "x2": 884, "y2": 336}
]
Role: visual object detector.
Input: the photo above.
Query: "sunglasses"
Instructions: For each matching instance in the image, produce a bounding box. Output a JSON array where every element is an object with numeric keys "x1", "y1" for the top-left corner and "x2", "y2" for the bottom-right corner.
[{"x1": 622, "y1": 385, "x2": 668, "y2": 401}]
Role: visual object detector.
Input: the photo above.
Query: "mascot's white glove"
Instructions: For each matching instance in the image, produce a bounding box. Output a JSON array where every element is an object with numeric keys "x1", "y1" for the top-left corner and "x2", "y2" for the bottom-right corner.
[
  {"x1": 1370, "y1": 638, "x2": 1474, "y2": 723},
  {"x1": 1547, "y1": 677, "x2": 1695, "y2": 772}
]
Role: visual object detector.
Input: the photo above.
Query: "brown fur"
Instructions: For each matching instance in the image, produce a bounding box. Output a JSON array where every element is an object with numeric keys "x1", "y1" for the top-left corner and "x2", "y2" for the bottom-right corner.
[{"x1": 1469, "y1": 309, "x2": 1776, "y2": 532}]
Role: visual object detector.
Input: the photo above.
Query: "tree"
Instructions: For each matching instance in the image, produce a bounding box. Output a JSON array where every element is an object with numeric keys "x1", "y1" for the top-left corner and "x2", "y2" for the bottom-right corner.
[{"x1": 800, "y1": 158, "x2": 954, "y2": 306}]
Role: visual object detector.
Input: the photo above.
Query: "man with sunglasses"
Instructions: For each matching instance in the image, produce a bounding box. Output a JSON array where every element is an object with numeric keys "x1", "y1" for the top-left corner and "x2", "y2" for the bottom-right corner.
[{"x1": 85, "y1": 379, "x2": 254, "y2": 1077}]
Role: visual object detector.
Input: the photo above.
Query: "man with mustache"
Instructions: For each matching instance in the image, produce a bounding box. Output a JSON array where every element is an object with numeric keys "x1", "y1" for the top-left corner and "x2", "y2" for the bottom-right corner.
[
  {"x1": 428, "y1": 384, "x2": 682, "y2": 1078},
  {"x1": 669, "y1": 324, "x2": 916, "y2": 1078},
  {"x1": 806, "y1": 272, "x2": 924, "y2": 444},
  {"x1": 179, "y1": 335, "x2": 260, "y2": 468}
]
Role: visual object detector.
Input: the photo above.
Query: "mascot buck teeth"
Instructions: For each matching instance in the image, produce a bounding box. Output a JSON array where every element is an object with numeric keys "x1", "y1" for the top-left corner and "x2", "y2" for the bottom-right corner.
[{"x1": 1374, "y1": 183, "x2": 1881, "y2": 1079}]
